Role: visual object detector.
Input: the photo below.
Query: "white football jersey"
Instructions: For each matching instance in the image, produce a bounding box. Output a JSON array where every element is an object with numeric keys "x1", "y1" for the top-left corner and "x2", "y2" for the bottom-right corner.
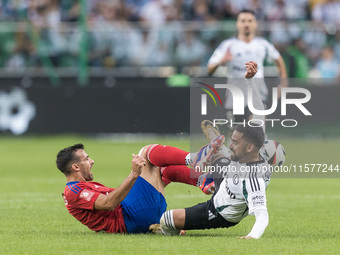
[
  {"x1": 208, "y1": 37, "x2": 280, "y2": 109},
  {"x1": 213, "y1": 159, "x2": 271, "y2": 223}
]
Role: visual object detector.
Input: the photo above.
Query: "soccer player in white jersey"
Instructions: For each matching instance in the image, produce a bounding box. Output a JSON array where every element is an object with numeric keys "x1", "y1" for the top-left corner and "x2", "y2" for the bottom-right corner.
[
  {"x1": 156, "y1": 124, "x2": 270, "y2": 239},
  {"x1": 152, "y1": 61, "x2": 271, "y2": 239},
  {"x1": 207, "y1": 9, "x2": 287, "y2": 122}
]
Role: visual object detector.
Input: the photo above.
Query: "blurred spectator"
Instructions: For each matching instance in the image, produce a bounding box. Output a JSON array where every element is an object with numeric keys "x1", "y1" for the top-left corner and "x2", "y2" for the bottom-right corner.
[
  {"x1": 139, "y1": 0, "x2": 166, "y2": 26},
  {"x1": 0, "y1": 0, "x2": 28, "y2": 21},
  {"x1": 315, "y1": 46, "x2": 340, "y2": 81},
  {"x1": 282, "y1": 38, "x2": 309, "y2": 78},
  {"x1": 249, "y1": 0, "x2": 266, "y2": 20},
  {"x1": 312, "y1": 0, "x2": 340, "y2": 23},
  {"x1": 62, "y1": 1, "x2": 80, "y2": 22},
  {"x1": 128, "y1": 30, "x2": 155, "y2": 66},
  {"x1": 302, "y1": 21, "x2": 327, "y2": 63},
  {"x1": 225, "y1": 0, "x2": 250, "y2": 18},
  {"x1": 192, "y1": 0, "x2": 211, "y2": 21},
  {"x1": 175, "y1": 31, "x2": 206, "y2": 66},
  {"x1": 5, "y1": 26, "x2": 35, "y2": 70},
  {"x1": 265, "y1": 0, "x2": 308, "y2": 21},
  {"x1": 125, "y1": 0, "x2": 150, "y2": 21},
  {"x1": 332, "y1": 30, "x2": 340, "y2": 61},
  {"x1": 265, "y1": 0, "x2": 287, "y2": 21},
  {"x1": 28, "y1": 0, "x2": 65, "y2": 66},
  {"x1": 269, "y1": 22, "x2": 300, "y2": 46},
  {"x1": 88, "y1": 1, "x2": 133, "y2": 67},
  {"x1": 129, "y1": 28, "x2": 172, "y2": 66},
  {"x1": 283, "y1": 0, "x2": 309, "y2": 20}
]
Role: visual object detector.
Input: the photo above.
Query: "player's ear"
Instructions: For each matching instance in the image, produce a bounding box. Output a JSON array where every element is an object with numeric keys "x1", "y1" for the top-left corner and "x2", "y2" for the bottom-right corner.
[
  {"x1": 246, "y1": 143, "x2": 254, "y2": 153},
  {"x1": 71, "y1": 163, "x2": 80, "y2": 172}
]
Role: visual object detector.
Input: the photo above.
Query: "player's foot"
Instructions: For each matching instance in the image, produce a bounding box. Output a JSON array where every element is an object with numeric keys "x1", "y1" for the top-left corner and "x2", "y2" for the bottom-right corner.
[
  {"x1": 149, "y1": 224, "x2": 162, "y2": 235},
  {"x1": 149, "y1": 223, "x2": 186, "y2": 236},
  {"x1": 197, "y1": 172, "x2": 215, "y2": 195},
  {"x1": 201, "y1": 120, "x2": 221, "y2": 143},
  {"x1": 191, "y1": 135, "x2": 225, "y2": 170}
]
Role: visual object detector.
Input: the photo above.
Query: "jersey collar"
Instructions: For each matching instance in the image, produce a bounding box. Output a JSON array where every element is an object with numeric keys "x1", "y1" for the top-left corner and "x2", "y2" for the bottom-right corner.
[{"x1": 66, "y1": 181, "x2": 80, "y2": 186}]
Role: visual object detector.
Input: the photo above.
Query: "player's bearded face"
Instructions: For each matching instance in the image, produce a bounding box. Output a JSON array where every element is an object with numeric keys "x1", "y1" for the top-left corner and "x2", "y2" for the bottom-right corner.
[
  {"x1": 229, "y1": 131, "x2": 247, "y2": 161},
  {"x1": 76, "y1": 150, "x2": 94, "y2": 181},
  {"x1": 230, "y1": 144, "x2": 247, "y2": 162},
  {"x1": 236, "y1": 13, "x2": 257, "y2": 36}
]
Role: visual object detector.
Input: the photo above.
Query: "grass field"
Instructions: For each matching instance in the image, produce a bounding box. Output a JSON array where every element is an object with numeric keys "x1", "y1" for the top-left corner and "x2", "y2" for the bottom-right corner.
[{"x1": 1, "y1": 135, "x2": 339, "y2": 255}]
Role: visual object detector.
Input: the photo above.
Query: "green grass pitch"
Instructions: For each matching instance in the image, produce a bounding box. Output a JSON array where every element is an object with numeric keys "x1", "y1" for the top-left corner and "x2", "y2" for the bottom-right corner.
[{"x1": 0, "y1": 135, "x2": 339, "y2": 255}]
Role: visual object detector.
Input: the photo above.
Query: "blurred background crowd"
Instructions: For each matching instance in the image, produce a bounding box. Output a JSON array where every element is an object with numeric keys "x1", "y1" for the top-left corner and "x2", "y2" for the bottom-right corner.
[{"x1": 1, "y1": 0, "x2": 340, "y2": 80}]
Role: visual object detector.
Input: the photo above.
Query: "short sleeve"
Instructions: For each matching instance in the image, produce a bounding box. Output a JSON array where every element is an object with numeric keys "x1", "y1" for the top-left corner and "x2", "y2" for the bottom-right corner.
[
  {"x1": 264, "y1": 40, "x2": 280, "y2": 61},
  {"x1": 208, "y1": 40, "x2": 230, "y2": 65}
]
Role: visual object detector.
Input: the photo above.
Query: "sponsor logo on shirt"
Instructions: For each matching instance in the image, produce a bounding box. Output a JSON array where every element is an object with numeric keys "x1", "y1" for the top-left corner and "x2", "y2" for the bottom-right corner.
[
  {"x1": 252, "y1": 195, "x2": 265, "y2": 206},
  {"x1": 80, "y1": 189, "x2": 95, "y2": 201}
]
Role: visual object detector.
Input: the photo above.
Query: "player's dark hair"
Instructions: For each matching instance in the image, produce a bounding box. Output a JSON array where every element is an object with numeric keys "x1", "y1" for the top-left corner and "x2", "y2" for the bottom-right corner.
[
  {"x1": 237, "y1": 9, "x2": 256, "y2": 18},
  {"x1": 235, "y1": 125, "x2": 264, "y2": 149},
  {"x1": 56, "y1": 143, "x2": 84, "y2": 176}
]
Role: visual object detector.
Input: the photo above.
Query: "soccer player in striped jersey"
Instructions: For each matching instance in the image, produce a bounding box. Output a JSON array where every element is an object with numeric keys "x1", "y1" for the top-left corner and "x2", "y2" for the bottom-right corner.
[
  {"x1": 153, "y1": 60, "x2": 271, "y2": 239},
  {"x1": 154, "y1": 124, "x2": 270, "y2": 239}
]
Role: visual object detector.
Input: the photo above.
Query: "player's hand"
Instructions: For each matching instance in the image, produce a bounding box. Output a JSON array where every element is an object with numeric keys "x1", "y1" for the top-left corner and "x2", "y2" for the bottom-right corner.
[
  {"x1": 244, "y1": 61, "x2": 257, "y2": 78},
  {"x1": 237, "y1": 236, "x2": 254, "y2": 239},
  {"x1": 131, "y1": 154, "x2": 146, "y2": 177},
  {"x1": 220, "y1": 48, "x2": 233, "y2": 65}
]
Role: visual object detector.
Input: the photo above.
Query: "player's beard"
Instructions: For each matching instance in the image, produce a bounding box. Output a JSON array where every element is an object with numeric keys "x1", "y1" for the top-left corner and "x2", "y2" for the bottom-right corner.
[
  {"x1": 230, "y1": 147, "x2": 247, "y2": 162},
  {"x1": 244, "y1": 30, "x2": 251, "y2": 37},
  {"x1": 230, "y1": 150, "x2": 239, "y2": 161},
  {"x1": 84, "y1": 171, "x2": 93, "y2": 181}
]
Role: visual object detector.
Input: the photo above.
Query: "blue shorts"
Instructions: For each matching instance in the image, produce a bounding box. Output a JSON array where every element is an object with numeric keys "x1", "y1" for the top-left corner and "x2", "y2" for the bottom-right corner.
[{"x1": 121, "y1": 176, "x2": 167, "y2": 234}]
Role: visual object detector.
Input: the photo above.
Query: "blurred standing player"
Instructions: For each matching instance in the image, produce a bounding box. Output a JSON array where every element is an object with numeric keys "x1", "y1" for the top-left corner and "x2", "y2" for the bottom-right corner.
[{"x1": 207, "y1": 9, "x2": 287, "y2": 122}]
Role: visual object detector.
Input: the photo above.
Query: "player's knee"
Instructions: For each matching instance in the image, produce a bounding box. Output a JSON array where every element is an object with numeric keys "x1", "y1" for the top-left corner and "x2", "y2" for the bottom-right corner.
[
  {"x1": 138, "y1": 145, "x2": 150, "y2": 157},
  {"x1": 138, "y1": 144, "x2": 159, "y2": 163}
]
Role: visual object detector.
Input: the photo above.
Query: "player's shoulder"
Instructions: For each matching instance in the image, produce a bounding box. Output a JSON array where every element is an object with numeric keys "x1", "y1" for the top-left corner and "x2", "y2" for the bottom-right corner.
[
  {"x1": 219, "y1": 37, "x2": 238, "y2": 46},
  {"x1": 64, "y1": 181, "x2": 82, "y2": 195},
  {"x1": 64, "y1": 181, "x2": 97, "y2": 195},
  {"x1": 253, "y1": 36, "x2": 269, "y2": 42},
  {"x1": 246, "y1": 158, "x2": 270, "y2": 170},
  {"x1": 253, "y1": 36, "x2": 274, "y2": 46}
]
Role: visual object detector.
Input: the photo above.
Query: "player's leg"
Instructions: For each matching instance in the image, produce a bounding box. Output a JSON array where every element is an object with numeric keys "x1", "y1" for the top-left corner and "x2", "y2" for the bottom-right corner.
[
  {"x1": 120, "y1": 145, "x2": 167, "y2": 234},
  {"x1": 157, "y1": 200, "x2": 238, "y2": 235},
  {"x1": 161, "y1": 165, "x2": 201, "y2": 187},
  {"x1": 136, "y1": 143, "x2": 213, "y2": 193},
  {"x1": 137, "y1": 145, "x2": 165, "y2": 195},
  {"x1": 145, "y1": 136, "x2": 224, "y2": 192},
  {"x1": 146, "y1": 136, "x2": 224, "y2": 170},
  {"x1": 137, "y1": 145, "x2": 211, "y2": 192}
]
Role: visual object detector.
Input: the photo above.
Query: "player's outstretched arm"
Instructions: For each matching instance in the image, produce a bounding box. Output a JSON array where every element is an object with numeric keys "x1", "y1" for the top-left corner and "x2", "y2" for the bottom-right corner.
[
  {"x1": 94, "y1": 154, "x2": 145, "y2": 211},
  {"x1": 238, "y1": 208, "x2": 269, "y2": 239},
  {"x1": 208, "y1": 48, "x2": 232, "y2": 76}
]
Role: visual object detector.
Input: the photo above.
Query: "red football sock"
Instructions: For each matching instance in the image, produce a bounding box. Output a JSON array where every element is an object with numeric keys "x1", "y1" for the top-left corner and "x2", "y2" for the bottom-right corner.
[
  {"x1": 161, "y1": 165, "x2": 201, "y2": 186},
  {"x1": 147, "y1": 144, "x2": 188, "y2": 167}
]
